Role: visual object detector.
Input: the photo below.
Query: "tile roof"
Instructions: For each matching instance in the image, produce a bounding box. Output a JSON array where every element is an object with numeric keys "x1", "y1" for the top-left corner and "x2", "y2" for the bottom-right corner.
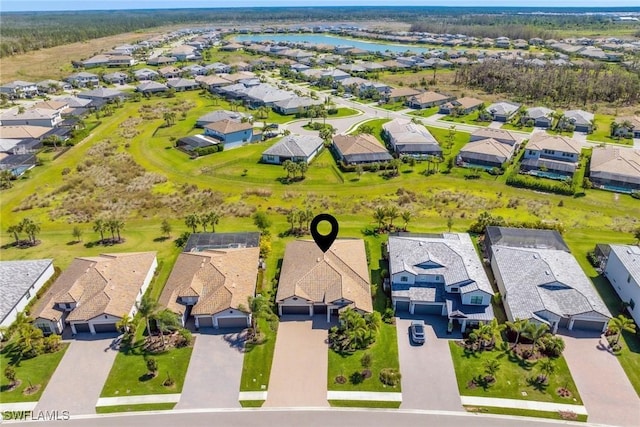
[
  {"x1": 608, "y1": 245, "x2": 640, "y2": 288},
  {"x1": 470, "y1": 128, "x2": 520, "y2": 145},
  {"x1": 527, "y1": 133, "x2": 581, "y2": 154},
  {"x1": 590, "y1": 146, "x2": 640, "y2": 184},
  {"x1": 205, "y1": 119, "x2": 252, "y2": 134},
  {"x1": 0, "y1": 125, "x2": 52, "y2": 139},
  {"x1": 459, "y1": 138, "x2": 515, "y2": 163},
  {"x1": 409, "y1": 91, "x2": 451, "y2": 104},
  {"x1": 491, "y1": 246, "x2": 611, "y2": 321},
  {"x1": 564, "y1": 110, "x2": 594, "y2": 126},
  {"x1": 31, "y1": 252, "x2": 157, "y2": 322},
  {"x1": 332, "y1": 133, "x2": 392, "y2": 162},
  {"x1": 262, "y1": 134, "x2": 323, "y2": 158},
  {"x1": 32, "y1": 101, "x2": 68, "y2": 111},
  {"x1": 159, "y1": 248, "x2": 259, "y2": 316},
  {"x1": 276, "y1": 240, "x2": 373, "y2": 313},
  {"x1": 0, "y1": 259, "x2": 53, "y2": 323},
  {"x1": 383, "y1": 118, "x2": 439, "y2": 146},
  {"x1": 445, "y1": 96, "x2": 484, "y2": 110}
]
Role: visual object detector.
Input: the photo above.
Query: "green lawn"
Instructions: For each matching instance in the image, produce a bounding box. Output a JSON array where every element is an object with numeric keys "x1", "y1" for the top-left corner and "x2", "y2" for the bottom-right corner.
[
  {"x1": 407, "y1": 106, "x2": 439, "y2": 118},
  {"x1": 0, "y1": 343, "x2": 69, "y2": 402},
  {"x1": 441, "y1": 111, "x2": 491, "y2": 127},
  {"x1": 586, "y1": 114, "x2": 633, "y2": 145},
  {"x1": 501, "y1": 122, "x2": 534, "y2": 132},
  {"x1": 239, "y1": 317, "x2": 277, "y2": 392},
  {"x1": 449, "y1": 342, "x2": 582, "y2": 405},
  {"x1": 379, "y1": 101, "x2": 407, "y2": 111},
  {"x1": 465, "y1": 406, "x2": 588, "y2": 422},
  {"x1": 239, "y1": 400, "x2": 265, "y2": 408},
  {"x1": 100, "y1": 345, "x2": 193, "y2": 397},
  {"x1": 329, "y1": 400, "x2": 401, "y2": 408},
  {"x1": 95, "y1": 403, "x2": 176, "y2": 413}
]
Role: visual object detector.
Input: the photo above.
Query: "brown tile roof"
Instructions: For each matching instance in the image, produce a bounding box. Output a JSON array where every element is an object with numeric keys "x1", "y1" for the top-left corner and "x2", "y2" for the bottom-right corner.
[
  {"x1": 276, "y1": 240, "x2": 372, "y2": 313},
  {"x1": 0, "y1": 125, "x2": 52, "y2": 139},
  {"x1": 31, "y1": 252, "x2": 157, "y2": 322},
  {"x1": 32, "y1": 100, "x2": 68, "y2": 111},
  {"x1": 409, "y1": 91, "x2": 451, "y2": 105},
  {"x1": 332, "y1": 133, "x2": 388, "y2": 156},
  {"x1": 590, "y1": 146, "x2": 640, "y2": 178},
  {"x1": 617, "y1": 116, "x2": 640, "y2": 128},
  {"x1": 460, "y1": 138, "x2": 515, "y2": 158},
  {"x1": 450, "y1": 96, "x2": 484, "y2": 110},
  {"x1": 205, "y1": 119, "x2": 252, "y2": 134},
  {"x1": 195, "y1": 75, "x2": 232, "y2": 86},
  {"x1": 158, "y1": 66, "x2": 181, "y2": 75},
  {"x1": 527, "y1": 133, "x2": 581, "y2": 154},
  {"x1": 387, "y1": 87, "x2": 421, "y2": 99},
  {"x1": 159, "y1": 248, "x2": 259, "y2": 316}
]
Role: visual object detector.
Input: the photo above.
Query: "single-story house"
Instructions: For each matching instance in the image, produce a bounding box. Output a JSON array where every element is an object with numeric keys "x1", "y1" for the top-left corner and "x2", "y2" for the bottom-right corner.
[
  {"x1": 523, "y1": 107, "x2": 555, "y2": 128},
  {"x1": 261, "y1": 134, "x2": 324, "y2": 164},
  {"x1": 204, "y1": 119, "x2": 259, "y2": 149},
  {"x1": 36, "y1": 80, "x2": 72, "y2": 93},
  {"x1": 77, "y1": 87, "x2": 127, "y2": 102},
  {"x1": 382, "y1": 118, "x2": 441, "y2": 158},
  {"x1": 102, "y1": 72, "x2": 129, "y2": 85},
  {"x1": 439, "y1": 97, "x2": 484, "y2": 115},
  {"x1": 613, "y1": 116, "x2": 640, "y2": 139},
  {"x1": 134, "y1": 68, "x2": 159, "y2": 81},
  {"x1": 0, "y1": 125, "x2": 52, "y2": 140},
  {"x1": 589, "y1": 145, "x2": 640, "y2": 192},
  {"x1": 0, "y1": 259, "x2": 55, "y2": 337},
  {"x1": 196, "y1": 110, "x2": 247, "y2": 128},
  {"x1": 159, "y1": 247, "x2": 260, "y2": 329},
  {"x1": 196, "y1": 75, "x2": 233, "y2": 91},
  {"x1": 182, "y1": 64, "x2": 207, "y2": 76},
  {"x1": 521, "y1": 133, "x2": 581, "y2": 177},
  {"x1": 458, "y1": 138, "x2": 516, "y2": 168},
  {"x1": 407, "y1": 91, "x2": 455, "y2": 109},
  {"x1": 242, "y1": 84, "x2": 294, "y2": 108},
  {"x1": 487, "y1": 226, "x2": 611, "y2": 333},
  {"x1": 79, "y1": 54, "x2": 110, "y2": 68},
  {"x1": 0, "y1": 81, "x2": 39, "y2": 98},
  {"x1": 470, "y1": 128, "x2": 520, "y2": 146},
  {"x1": 388, "y1": 233, "x2": 494, "y2": 332},
  {"x1": 564, "y1": 110, "x2": 594, "y2": 133},
  {"x1": 332, "y1": 133, "x2": 393, "y2": 165},
  {"x1": 382, "y1": 87, "x2": 421, "y2": 103},
  {"x1": 31, "y1": 252, "x2": 157, "y2": 335},
  {"x1": 169, "y1": 45, "x2": 199, "y2": 61},
  {"x1": 158, "y1": 66, "x2": 182, "y2": 79},
  {"x1": 147, "y1": 56, "x2": 177, "y2": 66},
  {"x1": 136, "y1": 81, "x2": 168, "y2": 94},
  {"x1": 176, "y1": 134, "x2": 220, "y2": 153},
  {"x1": 272, "y1": 97, "x2": 323, "y2": 115},
  {"x1": 276, "y1": 239, "x2": 373, "y2": 322},
  {"x1": 0, "y1": 108, "x2": 62, "y2": 128},
  {"x1": 602, "y1": 244, "x2": 640, "y2": 326},
  {"x1": 166, "y1": 78, "x2": 199, "y2": 91},
  {"x1": 486, "y1": 101, "x2": 521, "y2": 122}
]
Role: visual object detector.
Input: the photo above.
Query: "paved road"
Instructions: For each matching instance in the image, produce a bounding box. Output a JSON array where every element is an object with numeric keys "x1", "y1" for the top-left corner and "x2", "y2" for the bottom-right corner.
[
  {"x1": 264, "y1": 316, "x2": 330, "y2": 407},
  {"x1": 561, "y1": 330, "x2": 640, "y2": 427},
  {"x1": 29, "y1": 408, "x2": 597, "y2": 427},
  {"x1": 396, "y1": 316, "x2": 463, "y2": 411},
  {"x1": 35, "y1": 334, "x2": 120, "y2": 416},
  {"x1": 176, "y1": 329, "x2": 246, "y2": 409}
]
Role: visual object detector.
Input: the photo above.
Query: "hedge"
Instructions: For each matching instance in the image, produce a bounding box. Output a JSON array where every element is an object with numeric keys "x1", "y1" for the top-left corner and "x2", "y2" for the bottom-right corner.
[{"x1": 506, "y1": 172, "x2": 575, "y2": 196}]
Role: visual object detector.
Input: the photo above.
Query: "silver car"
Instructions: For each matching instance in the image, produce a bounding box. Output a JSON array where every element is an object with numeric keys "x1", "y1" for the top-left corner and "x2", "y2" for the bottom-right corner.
[{"x1": 409, "y1": 320, "x2": 426, "y2": 345}]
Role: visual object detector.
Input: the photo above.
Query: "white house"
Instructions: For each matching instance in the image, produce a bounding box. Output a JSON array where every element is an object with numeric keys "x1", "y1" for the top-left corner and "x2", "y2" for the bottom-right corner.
[{"x1": 603, "y1": 245, "x2": 640, "y2": 326}]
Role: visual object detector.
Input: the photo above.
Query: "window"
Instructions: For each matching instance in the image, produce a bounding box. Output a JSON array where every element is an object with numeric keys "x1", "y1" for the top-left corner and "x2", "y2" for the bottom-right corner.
[
  {"x1": 470, "y1": 296, "x2": 483, "y2": 305},
  {"x1": 630, "y1": 299, "x2": 636, "y2": 310},
  {"x1": 36, "y1": 323, "x2": 51, "y2": 334},
  {"x1": 450, "y1": 287, "x2": 459, "y2": 293},
  {"x1": 628, "y1": 274, "x2": 632, "y2": 283},
  {"x1": 400, "y1": 276, "x2": 408, "y2": 282}
]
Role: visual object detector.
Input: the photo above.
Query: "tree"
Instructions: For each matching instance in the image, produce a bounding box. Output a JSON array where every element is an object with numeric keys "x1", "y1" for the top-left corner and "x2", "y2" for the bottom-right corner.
[
  {"x1": 199, "y1": 213, "x2": 210, "y2": 232},
  {"x1": 401, "y1": 210, "x2": 412, "y2": 231},
  {"x1": 184, "y1": 214, "x2": 200, "y2": 233},
  {"x1": 4, "y1": 365, "x2": 17, "y2": 387},
  {"x1": 633, "y1": 226, "x2": 640, "y2": 244},
  {"x1": 483, "y1": 359, "x2": 501, "y2": 381},
  {"x1": 20, "y1": 218, "x2": 40, "y2": 245},
  {"x1": 247, "y1": 295, "x2": 272, "y2": 337},
  {"x1": 486, "y1": 318, "x2": 506, "y2": 347},
  {"x1": 385, "y1": 206, "x2": 399, "y2": 230},
  {"x1": 153, "y1": 309, "x2": 180, "y2": 349},
  {"x1": 116, "y1": 314, "x2": 134, "y2": 334},
  {"x1": 506, "y1": 318, "x2": 529, "y2": 349},
  {"x1": 17, "y1": 323, "x2": 44, "y2": 358},
  {"x1": 72, "y1": 226, "x2": 83, "y2": 243},
  {"x1": 145, "y1": 356, "x2": 158, "y2": 376},
  {"x1": 253, "y1": 211, "x2": 271, "y2": 234},
  {"x1": 0, "y1": 169, "x2": 14, "y2": 189},
  {"x1": 523, "y1": 322, "x2": 549, "y2": 352},
  {"x1": 286, "y1": 209, "x2": 298, "y2": 234},
  {"x1": 137, "y1": 295, "x2": 158, "y2": 336},
  {"x1": 107, "y1": 218, "x2": 124, "y2": 242},
  {"x1": 537, "y1": 359, "x2": 555, "y2": 383},
  {"x1": 608, "y1": 314, "x2": 637, "y2": 346},
  {"x1": 297, "y1": 161, "x2": 309, "y2": 179},
  {"x1": 163, "y1": 111, "x2": 176, "y2": 127},
  {"x1": 373, "y1": 207, "x2": 387, "y2": 231},
  {"x1": 7, "y1": 224, "x2": 21, "y2": 244},
  {"x1": 93, "y1": 219, "x2": 106, "y2": 243},
  {"x1": 161, "y1": 219, "x2": 172, "y2": 238}
]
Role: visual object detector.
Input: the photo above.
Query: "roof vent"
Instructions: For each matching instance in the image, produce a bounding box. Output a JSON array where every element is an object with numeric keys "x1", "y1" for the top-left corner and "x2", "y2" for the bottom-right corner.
[
  {"x1": 317, "y1": 257, "x2": 321, "y2": 262},
  {"x1": 533, "y1": 254, "x2": 538, "y2": 259},
  {"x1": 544, "y1": 270, "x2": 550, "y2": 276}
]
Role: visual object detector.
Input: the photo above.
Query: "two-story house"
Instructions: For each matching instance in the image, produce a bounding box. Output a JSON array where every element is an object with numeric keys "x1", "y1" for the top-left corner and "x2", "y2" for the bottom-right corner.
[
  {"x1": 204, "y1": 119, "x2": 258, "y2": 149},
  {"x1": 603, "y1": 244, "x2": 640, "y2": 326},
  {"x1": 521, "y1": 133, "x2": 581, "y2": 178},
  {"x1": 66, "y1": 72, "x2": 100, "y2": 88},
  {"x1": 0, "y1": 81, "x2": 39, "y2": 99}
]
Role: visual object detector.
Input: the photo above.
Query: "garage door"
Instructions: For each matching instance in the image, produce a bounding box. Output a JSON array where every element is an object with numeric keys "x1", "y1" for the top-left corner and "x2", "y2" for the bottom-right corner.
[
  {"x1": 413, "y1": 303, "x2": 443, "y2": 315},
  {"x1": 93, "y1": 323, "x2": 118, "y2": 333},
  {"x1": 395, "y1": 301, "x2": 410, "y2": 312},
  {"x1": 217, "y1": 317, "x2": 248, "y2": 329},
  {"x1": 74, "y1": 323, "x2": 90, "y2": 333},
  {"x1": 572, "y1": 319, "x2": 605, "y2": 332},
  {"x1": 197, "y1": 316, "x2": 213, "y2": 328},
  {"x1": 281, "y1": 305, "x2": 310, "y2": 315},
  {"x1": 313, "y1": 305, "x2": 327, "y2": 314}
]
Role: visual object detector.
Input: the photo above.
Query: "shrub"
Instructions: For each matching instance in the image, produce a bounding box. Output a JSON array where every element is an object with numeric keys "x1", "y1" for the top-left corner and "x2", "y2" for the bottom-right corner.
[
  {"x1": 145, "y1": 356, "x2": 158, "y2": 374},
  {"x1": 382, "y1": 307, "x2": 395, "y2": 324},
  {"x1": 506, "y1": 173, "x2": 574, "y2": 196},
  {"x1": 328, "y1": 108, "x2": 338, "y2": 115},
  {"x1": 4, "y1": 365, "x2": 17, "y2": 384},
  {"x1": 350, "y1": 371, "x2": 364, "y2": 384},
  {"x1": 176, "y1": 328, "x2": 193, "y2": 348},
  {"x1": 361, "y1": 352, "x2": 372, "y2": 369},
  {"x1": 379, "y1": 368, "x2": 401, "y2": 387},
  {"x1": 193, "y1": 145, "x2": 220, "y2": 157},
  {"x1": 43, "y1": 334, "x2": 61, "y2": 353},
  {"x1": 174, "y1": 232, "x2": 190, "y2": 248},
  {"x1": 539, "y1": 335, "x2": 565, "y2": 357}
]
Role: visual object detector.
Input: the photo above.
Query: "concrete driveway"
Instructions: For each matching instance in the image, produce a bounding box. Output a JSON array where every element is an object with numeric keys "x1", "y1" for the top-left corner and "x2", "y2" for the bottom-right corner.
[
  {"x1": 264, "y1": 316, "x2": 330, "y2": 407},
  {"x1": 35, "y1": 333, "x2": 120, "y2": 415},
  {"x1": 561, "y1": 330, "x2": 640, "y2": 427},
  {"x1": 396, "y1": 316, "x2": 463, "y2": 411},
  {"x1": 176, "y1": 329, "x2": 245, "y2": 409}
]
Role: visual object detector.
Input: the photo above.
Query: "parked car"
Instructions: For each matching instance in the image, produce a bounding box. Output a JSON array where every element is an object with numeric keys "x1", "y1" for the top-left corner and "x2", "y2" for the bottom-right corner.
[{"x1": 409, "y1": 320, "x2": 426, "y2": 345}]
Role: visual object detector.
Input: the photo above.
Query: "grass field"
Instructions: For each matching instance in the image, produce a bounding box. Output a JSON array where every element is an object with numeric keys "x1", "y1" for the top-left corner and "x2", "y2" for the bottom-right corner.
[
  {"x1": 240, "y1": 317, "x2": 277, "y2": 392},
  {"x1": 95, "y1": 403, "x2": 176, "y2": 413},
  {"x1": 329, "y1": 400, "x2": 401, "y2": 408},
  {"x1": 464, "y1": 406, "x2": 588, "y2": 422},
  {"x1": 441, "y1": 111, "x2": 491, "y2": 127}
]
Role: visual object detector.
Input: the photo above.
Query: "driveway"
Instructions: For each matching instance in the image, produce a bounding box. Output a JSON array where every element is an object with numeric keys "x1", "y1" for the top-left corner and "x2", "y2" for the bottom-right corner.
[
  {"x1": 396, "y1": 316, "x2": 463, "y2": 411},
  {"x1": 561, "y1": 330, "x2": 640, "y2": 427},
  {"x1": 176, "y1": 329, "x2": 245, "y2": 409},
  {"x1": 35, "y1": 334, "x2": 120, "y2": 415},
  {"x1": 264, "y1": 316, "x2": 330, "y2": 407}
]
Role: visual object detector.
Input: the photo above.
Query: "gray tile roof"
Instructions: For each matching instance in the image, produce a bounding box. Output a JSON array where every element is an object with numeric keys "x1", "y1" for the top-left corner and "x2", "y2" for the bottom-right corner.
[
  {"x1": 609, "y1": 245, "x2": 640, "y2": 286},
  {"x1": 564, "y1": 110, "x2": 594, "y2": 126},
  {"x1": 492, "y1": 246, "x2": 611, "y2": 321},
  {"x1": 487, "y1": 101, "x2": 520, "y2": 116},
  {"x1": 0, "y1": 259, "x2": 53, "y2": 323},
  {"x1": 262, "y1": 134, "x2": 323, "y2": 158}
]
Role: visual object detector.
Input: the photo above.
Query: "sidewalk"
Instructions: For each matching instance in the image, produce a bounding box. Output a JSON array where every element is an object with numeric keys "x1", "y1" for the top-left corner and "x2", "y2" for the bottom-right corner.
[
  {"x1": 95, "y1": 393, "x2": 181, "y2": 407},
  {"x1": 327, "y1": 391, "x2": 403, "y2": 402},
  {"x1": 460, "y1": 396, "x2": 588, "y2": 415},
  {"x1": 0, "y1": 402, "x2": 38, "y2": 412},
  {"x1": 238, "y1": 391, "x2": 268, "y2": 401}
]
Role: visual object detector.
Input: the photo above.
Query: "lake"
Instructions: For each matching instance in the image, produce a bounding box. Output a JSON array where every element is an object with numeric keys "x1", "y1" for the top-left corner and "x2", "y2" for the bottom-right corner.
[{"x1": 233, "y1": 33, "x2": 431, "y2": 55}]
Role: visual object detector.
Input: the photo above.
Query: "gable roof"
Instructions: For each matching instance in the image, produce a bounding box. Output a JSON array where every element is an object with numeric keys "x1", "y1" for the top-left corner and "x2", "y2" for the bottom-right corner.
[
  {"x1": 262, "y1": 134, "x2": 324, "y2": 158},
  {"x1": 460, "y1": 138, "x2": 515, "y2": 162},
  {"x1": 272, "y1": 96, "x2": 323, "y2": 110},
  {"x1": 383, "y1": 118, "x2": 438, "y2": 146},
  {"x1": 590, "y1": 146, "x2": 640, "y2": 185},
  {"x1": 608, "y1": 245, "x2": 640, "y2": 288},
  {"x1": 470, "y1": 128, "x2": 520, "y2": 145},
  {"x1": 159, "y1": 248, "x2": 259, "y2": 316},
  {"x1": 31, "y1": 252, "x2": 157, "y2": 322},
  {"x1": 0, "y1": 125, "x2": 52, "y2": 139},
  {"x1": 332, "y1": 133, "x2": 392, "y2": 162},
  {"x1": 276, "y1": 240, "x2": 373, "y2": 313},
  {"x1": 487, "y1": 101, "x2": 520, "y2": 116},
  {"x1": 526, "y1": 107, "x2": 554, "y2": 120},
  {"x1": 564, "y1": 110, "x2": 594, "y2": 126},
  {"x1": 527, "y1": 133, "x2": 581, "y2": 154},
  {"x1": 78, "y1": 88, "x2": 125, "y2": 99},
  {"x1": 409, "y1": 91, "x2": 451, "y2": 104},
  {"x1": 136, "y1": 81, "x2": 168, "y2": 92},
  {"x1": 445, "y1": 96, "x2": 484, "y2": 110},
  {"x1": 205, "y1": 119, "x2": 252, "y2": 134},
  {"x1": 166, "y1": 78, "x2": 198, "y2": 88},
  {"x1": 0, "y1": 259, "x2": 53, "y2": 323}
]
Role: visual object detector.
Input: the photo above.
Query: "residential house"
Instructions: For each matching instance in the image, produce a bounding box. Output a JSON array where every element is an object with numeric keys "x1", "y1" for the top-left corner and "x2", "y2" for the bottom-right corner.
[
  {"x1": 602, "y1": 244, "x2": 640, "y2": 326},
  {"x1": 386, "y1": 87, "x2": 422, "y2": 103},
  {"x1": 0, "y1": 154, "x2": 37, "y2": 176},
  {"x1": 261, "y1": 134, "x2": 324, "y2": 164},
  {"x1": 107, "y1": 55, "x2": 135, "y2": 67},
  {"x1": 0, "y1": 108, "x2": 63, "y2": 128},
  {"x1": 487, "y1": 226, "x2": 611, "y2": 333},
  {"x1": 66, "y1": 72, "x2": 100, "y2": 88},
  {"x1": 407, "y1": 91, "x2": 455, "y2": 109},
  {"x1": 589, "y1": 146, "x2": 640, "y2": 192},
  {"x1": 276, "y1": 239, "x2": 373, "y2": 322},
  {"x1": 495, "y1": 37, "x2": 511, "y2": 48},
  {"x1": 0, "y1": 260, "x2": 55, "y2": 336},
  {"x1": 523, "y1": 107, "x2": 555, "y2": 128},
  {"x1": 272, "y1": 96, "x2": 323, "y2": 115},
  {"x1": 564, "y1": 110, "x2": 595, "y2": 133},
  {"x1": 613, "y1": 116, "x2": 640, "y2": 139},
  {"x1": 78, "y1": 87, "x2": 126, "y2": 102},
  {"x1": 0, "y1": 81, "x2": 39, "y2": 98},
  {"x1": 242, "y1": 84, "x2": 293, "y2": 108},
  {"x1": 136, "y1": 81, "x2": 168, "y2": 94},
  {"x1": 169, "y1": 45, "x2": 199, "y2": 61},
  {"x1": 158, "y1": 66, "x2": 182, "y2": 79},
  {"x1": 439, "y1": 97, "x2": 484, "y2": 115},
  {"x1": 382, "y1": 118, "x2": 441, "y2": 158},
  {"x1": 486, "y1": 101, "x2": 521, "y2": 122},
  {"x1": 332, "y1": 133, "x2": 393, "y2": 165},
  {"x1": 182, "y1": 64, "x2": 208, "y2": 76},
  {"x1": 0, "y1": 125, "x2": 52, "y2": 141},
  {"x1": 388, "y1": 233, "x2": 494, "y2": 332},
  {"x1": 196, "y1": 75, "x2": 233, "y2": 91},
  {"x1": 31, "y1": 252, "x2": 157, "y2": 335},
  {"x1": 196, "y1": 110, "x2": 247, "y2": 128},
  {"x1": 159, "y1": 247, "x2": 260, "y2": 329},
  {"x1": 205, "y1": 62, "x2": 232, "y2": 74},
  {"x1": 166, "y1": 78, "x2": 199, "y2": 91},
  {"x1": 469, "y1": 128, "x2": 521, "y2": 146},
  {"x1": 204, "y1": 119, "x2": 258, "y2": 149},
  {"x1": 176, "y1": 134, "x2": 220, "y2": 153},
  {"x1": 102, "y1": 72, "x2": 129, "y2": 85},
  {"x1": 134, "y1": 68, "x2": 159, "y2": 81},
  {"x1": 521, "y1": 133, "x2": 581, "y2": 177},
  {"x1": 79, "y1": 54, "x2": 110, "y2": 68},
  {"x1": 36, "y1": 80, "x2": 72, "y2": 93},
  {"x1": 458, "y1": 138, "x2": 516, "y2": 168},
  {"x1": 146, "y1": 56, "x2": 177, "y2": 66},
  {"x1": 32, "y1": 100, "x2": 69, "y2": 114}
]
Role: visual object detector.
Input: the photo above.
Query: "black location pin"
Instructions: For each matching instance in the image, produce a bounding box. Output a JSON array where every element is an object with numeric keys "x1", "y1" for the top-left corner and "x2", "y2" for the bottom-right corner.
[{"x1": 310, "y1": 213, "x2": 339, "y2": 253}]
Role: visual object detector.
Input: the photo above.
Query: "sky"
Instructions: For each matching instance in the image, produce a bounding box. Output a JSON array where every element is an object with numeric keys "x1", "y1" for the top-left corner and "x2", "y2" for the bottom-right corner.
[{"x1": 2, "y1": 0, "x2": 639, "y2": 12}]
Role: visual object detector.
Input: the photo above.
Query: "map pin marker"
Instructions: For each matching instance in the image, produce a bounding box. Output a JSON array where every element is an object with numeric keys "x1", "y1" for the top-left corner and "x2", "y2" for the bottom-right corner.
[{"x1": 310, "y1": 213, "x2": 339, "y2": 253}]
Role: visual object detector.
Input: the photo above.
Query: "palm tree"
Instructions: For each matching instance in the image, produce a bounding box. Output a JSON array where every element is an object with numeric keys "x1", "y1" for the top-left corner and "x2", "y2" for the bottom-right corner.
[
  {"x1": 199, "y1": 213, "x2": 210, "y2": 232},
  {"x1": 7, "y1": 224, "x2": 21, "y2": 244},
  {"x1": 297, "y1": 161, "x2": 309, "y2": 179},
  {"x1": 247, "y1": 295, "x2": 270, "y2": 336},
  {"x1": 373, "y1": 207, "x2": 387, "y2": 231},
  {"x1": 136, "y1": 295, "x2": 158, "y2": 337},
  {"x1": 385, "y1": 206, "x2": 399, "y2": 230},
  {"x1": 506, "y1": 318, "x2": 529, "y2": 349},
  {"x1": 206, "y1": 211, "x2": 220, "y2": 233},
  {"x1": 486, "y1": 318, "x2": 506, "y2": 347},
  {"x1": 93, "y1": 219, "x2": 106, "y2": 243},
  {"x1": 286, "y1": 209, "x2": 298, "y2": 233},
  {"x1": 116, "y1": 314, "x2": 134, "y2": 333},
  {"x1": 523, "y1": 322, "x2": 549, "y2": 352},
  {"x1": 153, "y1": 309, "x2": 180, "y2": 349},
  {"x1": 401, "y1": 210, "x2": 412, "y2": 231},
  {"x1": 537, "y1": 359, "x2": 555, "y2": 383},
  {"x1": 112, "y1": 219, "x2": 124, "y2": 242},
  {"x1": 483, "y1": 359, "x2": 501, "y2": 381},
  {"x1": 184, "y1": 214, "x2": 200, "y2": 233},
  {"x1": 608, "y1": 314, "x2": 637, "y2": 345}
]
